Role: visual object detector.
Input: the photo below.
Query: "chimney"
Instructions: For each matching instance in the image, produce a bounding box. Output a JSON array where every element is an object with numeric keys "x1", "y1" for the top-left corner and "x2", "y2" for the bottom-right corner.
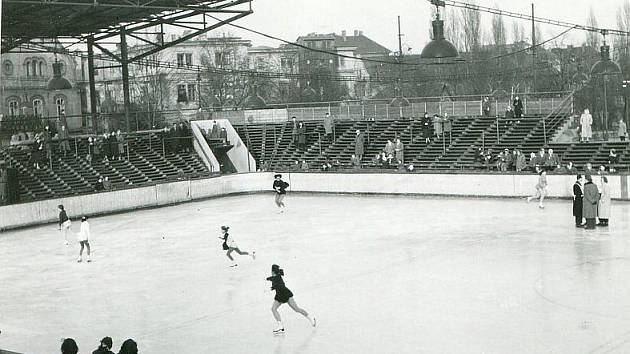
[
  {"x1": 359, "y1": 30, "x2": 363, "y2": 36},
  {"x1": 354, "y1": 30, "x2": 359, "y2": 36},
  {"x1": 342, "y1": 30, "x2": 346, "y2": 41}
]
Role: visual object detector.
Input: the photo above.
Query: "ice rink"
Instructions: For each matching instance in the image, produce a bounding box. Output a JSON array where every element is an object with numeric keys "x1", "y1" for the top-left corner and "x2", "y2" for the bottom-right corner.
[{"x1": 1, "y1": 193, "x2": 630, "y2": 354}]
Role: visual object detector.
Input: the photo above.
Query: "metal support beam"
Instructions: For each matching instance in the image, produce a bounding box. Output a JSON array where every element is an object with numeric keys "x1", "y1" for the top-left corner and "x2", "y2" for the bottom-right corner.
[
  {"x1": 87, "y1": 35, "x2": 98, "y2": 134},
  {"x1": 120, "y1": 28, "x2": 131, "y2": 132}
]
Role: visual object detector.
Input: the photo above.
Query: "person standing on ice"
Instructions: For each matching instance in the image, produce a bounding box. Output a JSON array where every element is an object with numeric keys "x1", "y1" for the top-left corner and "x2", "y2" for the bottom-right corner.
[
  {"x1": 219, "y1": 225, "x2": 255, "y2": 267},
  {"x1": 573, "y1": 174, "x2": 585, "y2": 228},
  {"x1": 527, "y1": 170, "x2": 547, "y2": 208},
  {"x1": 266, "y1": 264, "x2": 315, "y2": 334},
  {"x1": 272, "y1": 174, "x2": 289, "y2": 212},
  {"x1": 77, "y1": 216, "x2": 92, "y2": 262},
  {"x1": 58, "y1": 204, "x2": 71, "y2": 245},
  {"x1": 582, "y1": 175, "x2": 600, "y2": 229}
]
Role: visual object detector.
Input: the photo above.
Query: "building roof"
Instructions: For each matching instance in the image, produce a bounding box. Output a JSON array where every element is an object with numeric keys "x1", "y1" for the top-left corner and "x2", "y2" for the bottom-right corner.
[{"x1": 297, "y1": 32, "x2": 391, "y2": 56}]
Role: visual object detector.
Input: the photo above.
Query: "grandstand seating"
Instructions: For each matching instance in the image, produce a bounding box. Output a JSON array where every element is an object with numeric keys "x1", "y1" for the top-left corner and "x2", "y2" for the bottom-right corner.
[
  {"x1": 0, "y1": 134, "x2": 210, "y2": 202},
  {"x1": 234, "y1": 114, "x2": 630, "y2": 172}
]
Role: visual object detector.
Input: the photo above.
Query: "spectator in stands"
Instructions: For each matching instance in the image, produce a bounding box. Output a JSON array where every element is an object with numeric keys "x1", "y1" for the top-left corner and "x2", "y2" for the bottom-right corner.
[
  {"x1": 354, "y1": 129, "x2": 365, "y2": 160},
  {"x1": 618, "y1": 118, "x2": 628, "y2": 141},
  {"x1": 117, "y1": 339, "x2": 138, "y2": 354},
  {"x1": 513, "y1": 96, "x2": 523, "y2": 118},
  {"x1": 371, "y1": 153, "x2": 382, "y2": 168},
  {"x1": 210, "y1": 120, "x2": 221, "y2": 139},
  {"x1": 504, "y1": 149, "x2": 514, "y2": 171},
  {"x1": 483, "y1": 149, "x2": 494, "y2": 170},
  {"x1": 42, "y1": 126, "x2": 53, "y2": 162},
  {"x1": 608, "y1": 149, "x2": 619, "y2": 173},
  {"x1": 323, "y1": 112, "x2": 334, "y2": 142},
  {"x1": 297, "y1": 122, "x2": 306, "y2": 150},
  {"x1": 384, "y1": 140, "x2": 395, "y2": 158},
  {"x1": 443, "y1": 113, "x2": 452, "y2": 143},
  {"x1": 179, "y1": 122, "x2": 191, "y2": 152},
  {"x1": 300, "y1": 160, "x2": 309, "y2": 171},
  {"x1": 504, "y1": 104, "x2": 514, "y2": 128},
  {"x1": 407, "y1": 164, "x2": 414, "y2": 172},
  {"x1": 92, "y1": 336, "x2": 114, "y2": 354},
  {"x1": 544, "y1": 148, "x2": 561, "y2": 171},
  {"x1": 528, "y1": 152, "x2": 538, "y2": 172},
  {"x1": 561, "y1": 161, "x2": 578, "y2": 174},
  {"x1": 116, "y1": 130, "x2": 125, "y2": 160},
  {"x1": 291, "y1": 117, "x2": 298, "y2": 145},
  {"x1": 58, "y1": 125, "x2": 71, "y2": 157},
  {"x1": 94, "y1": 136, "x2": 103, "y2": 162},
  {"x1": 177, "y1": 169, "x2": 185, "y2": 180},
  {"x1": 573, "y1": 174, "x2": 585, "y2": 227},
  {"x1": 220, "y1": 127, "x2": 228, "y2": 145},
  {"x1": 350, "y1": 154, "x2": 361, "y2": 169},
  {"x1": 102, "y1": 133, "x2": 111, "y2": 160},
  {"x1": 96, "y1": 177, "x2": 105, "y2": 191},
  {"x1": 495, "y1": 150, "x2": 506, "y2": 171},
  {"x1": 395, "y1": 138, "x2": 404, "y2": 164},
  {"x1": 583, "y1": 162, "x2": 595, "y2": 176},
  {"x1": 580, "y1": 109, "x2": 593, "y2": 143},
  {"x1": 422, "y1": 113, "x2": 432, "y2": 143},
  {"x1": 291, "y1": 160, "x2": 300, "y2": 171},
  {"x1": 103, "y1": 176, "x2": 112, "y2": 191},
  {"x1": 597, "y1": 176, "x2": 611, "y2": 226},
  {"x1": 515, "y1": 149, "x2": 527, "y2": 172},
  {"x1": 30, "y1": 140, "x2": 43, "y2": 169},
  {"x1": 432, "y1": 114, "x2": 443, "y2": 139},
  {"x1": 109, "y1": 131, "x2": 118, "y2": 160},
  {"x1": 474, "y1": 147, "x2": 485, "y2": 168},
  {"x1": 61, "y1": 338, "x2": 79, "y2": 354},
  {"x1": 482, "y1": 97, "x2": 491, "y2": 117},
  {"x1": 598, "y1": 165, "x2": 607, "y2": 176},
  {"x1": 582, "y1": 175, "x2": 599, "y2": 229}
]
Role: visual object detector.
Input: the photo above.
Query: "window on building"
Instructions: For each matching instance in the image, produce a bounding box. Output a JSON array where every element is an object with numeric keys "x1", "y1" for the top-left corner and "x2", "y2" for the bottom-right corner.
[
  {"x1": 3, "y1": 60, "x2": 14, "y2": 76},
  {"x1": 31, "y1": 61, "x2": 37, "y2": 77},
  {"x1": 187, "y1": 84, "x2": 196, "y2": 101},
  {"x1": 256, "y1": 57, "x2": 265, "y2": 69},
  {"x1": 33, "y1": 98, "x2": 44, "y2": 117},
  {"x1": 215, "y1": 52, "x2": 232, "y2": 66},
  {"x1": 8, "y1": 99, "x2": 19, "y2": 117},
  {"x1": 177, "y1": 53, "x2": 184, "y2": 67},
  {"x1": 177, "y1": 53, "x2": 193, "y2": 67},
  {"x1": 185, "y1": 53, "x2": 193, "y2": 66},
  {"x1": 177, "y1": 84, "x2": 188, "y2": 102},
  {"x1": 281, "y1": 58, "x2": 293, "y2": 69},
  {"x1": 38, "y1": 61, "x2": 44, "y2": 76},
  {"x1": 55, "y1": 96, "x2": 66, "y2": 116},
  {"x1": 25, "y1": 61, "x2": 31, "y2": 77}
]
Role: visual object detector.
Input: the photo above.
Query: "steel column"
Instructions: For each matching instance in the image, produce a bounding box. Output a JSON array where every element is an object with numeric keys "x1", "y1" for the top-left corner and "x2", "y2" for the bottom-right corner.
[
  {"x1": 87, "y1": 35, "x2": 98, "y2": 134},
  {"x1": 120, "y1": 28, "x2": 131, "y2": 132}
]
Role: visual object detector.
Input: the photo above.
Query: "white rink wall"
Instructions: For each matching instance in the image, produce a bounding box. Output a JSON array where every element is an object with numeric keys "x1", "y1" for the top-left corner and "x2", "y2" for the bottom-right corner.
[{"x1": 1, "y1": 172, "x2": 628, "y2": 230}]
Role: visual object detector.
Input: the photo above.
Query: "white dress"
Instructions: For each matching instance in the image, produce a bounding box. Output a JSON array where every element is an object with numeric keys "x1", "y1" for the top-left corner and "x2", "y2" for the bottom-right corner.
[{"x1": 77, "y1": 221, "x2": 90, "y2": 242}]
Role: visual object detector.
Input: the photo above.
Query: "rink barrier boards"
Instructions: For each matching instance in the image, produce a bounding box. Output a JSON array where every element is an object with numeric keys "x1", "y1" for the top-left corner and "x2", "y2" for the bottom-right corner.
[{"x1": 1, "y1": 172, "x2": 629, "y2": 230}]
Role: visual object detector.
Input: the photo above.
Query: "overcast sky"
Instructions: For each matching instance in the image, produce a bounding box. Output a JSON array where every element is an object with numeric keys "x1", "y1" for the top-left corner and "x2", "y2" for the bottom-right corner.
[{"x1": 219, "y1": 0, "x2": 626, "y2": 52}]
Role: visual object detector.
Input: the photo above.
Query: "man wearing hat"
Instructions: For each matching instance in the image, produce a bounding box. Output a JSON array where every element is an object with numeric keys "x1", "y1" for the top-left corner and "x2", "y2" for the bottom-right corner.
[
  {"x1": 273, "y1": 174, "x2": 290, "y2": 212},
  {"x1": 354, "y1": 129, "x2": 365, "y2": 161},
  {"x1": 92, "y1": 337, "x2": 114, "y2": 354}
]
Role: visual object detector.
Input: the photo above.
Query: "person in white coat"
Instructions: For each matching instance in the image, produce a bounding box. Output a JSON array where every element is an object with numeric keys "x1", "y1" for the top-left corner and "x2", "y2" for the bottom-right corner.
[
  {"x1": 77, "y1": 216, "x2": 91, "y2": 262},
  {"x1": 580, "y1": 109, "x2": 593, "y2": 143},
  {"x1": 597, "y1": 176, "x2": 611, "y2": 226}
]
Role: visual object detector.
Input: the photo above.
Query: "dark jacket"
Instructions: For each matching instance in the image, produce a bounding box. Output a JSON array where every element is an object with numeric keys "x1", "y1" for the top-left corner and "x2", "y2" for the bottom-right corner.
[{"x1": 572, "y1": 182, "x2": 583, "y2": 217}]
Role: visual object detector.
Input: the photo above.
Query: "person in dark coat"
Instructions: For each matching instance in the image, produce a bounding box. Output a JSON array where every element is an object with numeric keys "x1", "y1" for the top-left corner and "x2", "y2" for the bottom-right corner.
[
  {"x1": 108, "y1": 131, "x2": 118, "y2": 160},
  {"x1": 179, "y1": 122, "x2": 191, "y2": 151},
  {"x1": 573, "y1": 174, "x2": 585, "y2": 227},
  {"x1": 210, "y1": 120, "x2": 220, "y2": 139},
  {"x1": 61, "y1": 338, "x2": 79, "y2": 354},
  {"x1": 117, "y1": 339, "x2": 137, "y2": 354},
  {"x1": 102, "y1": 133, "x2": 111, "y2": 160},
  {"x1": 513, "y1": 96, "x2": 523, "y2": 118},
  {"x1": 354, "y1": 129, "x2": 365, "y2": 160},
  {"x1": 297, "y1": 122, "x2": 306, "y2": 150},
  {"x1": 219, "y1": 127, "x2": 228, "y2": 145},
  {"x1": 422, "y1": 113, "x2": 432, "y2": 143},
  {"x1": 582, "y1": 175, "x2": 600, "y2": 229},
  {"x1": 170, "y1": 123, "x2": 180, "y2": 153}
]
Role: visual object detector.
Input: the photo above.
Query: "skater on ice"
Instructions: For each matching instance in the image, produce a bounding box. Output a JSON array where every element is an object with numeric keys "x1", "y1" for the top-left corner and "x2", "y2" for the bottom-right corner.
[
  {"x1": 219, "y1": 226, "x2": 255, "y2": 267},
  {"x1": 77, "y1": 216, "x2": 91, "y2": 262},
  {"x1": 273, "y1": 174, "x2": 289, "y2": 212},
  {"x1": 58, "y1": 204, "x2": 71, "y2": 245},
  {"x1": 527, "y1": 170, "x2": 547, "y2": 208},
  {"x1": 266, "y1": 264, "x2": 315, "y2": 334}
]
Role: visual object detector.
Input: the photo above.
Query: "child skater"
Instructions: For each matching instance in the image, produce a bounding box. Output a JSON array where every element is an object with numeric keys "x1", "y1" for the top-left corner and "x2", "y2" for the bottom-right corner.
[
  {"x1": 77, "y1": 216, "x2": 91, "y2": 262},
  {"x1": 527, "y1": 170, "x2": 547, "y2": 208},
  {"x1": 219, "y1": 226, "x2": 255, "y2": 267},
  {"x1": 58, "y1": 204, "x2": 71, "y2": 245},
  {"x1": 266, "y1": 264, "x2": 316, "y2": 334},
  {"x1": 272, "y1": 174, "x2": 289, "y2": 212}
]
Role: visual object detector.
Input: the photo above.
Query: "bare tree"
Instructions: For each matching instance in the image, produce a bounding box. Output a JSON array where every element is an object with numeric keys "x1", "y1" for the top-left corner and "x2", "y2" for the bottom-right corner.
[
  {"x1": 511, "y1": 20, "x2": 526, "y2": 44},
  {"x1": 459, "y1": 3, "x2": 481, "y2": 53},
  {"x1": 491, "y1": 8, "x2": 507, "y2": 48},
  {"x1": 444, "y1": 8, "x2": 463, "y2": 51},
  {"x1": 585, "y1": 7, "x2": 600, "y2": 49}
]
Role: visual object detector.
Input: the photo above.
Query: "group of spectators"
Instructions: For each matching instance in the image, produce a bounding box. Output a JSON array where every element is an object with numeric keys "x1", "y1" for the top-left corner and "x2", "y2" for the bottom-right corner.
[
  {"x1": 85, "y1": 131, "x2": 126, "y2": 165},
  {"x1": 201, "y1": 120, "x2": 229, "y2": 147},
  {"x1": 162, "y1": 121, "x2": 193, "y2": 153},
  {"x1": 60, "y1": 337, "x2": 137, "y2": 354}
]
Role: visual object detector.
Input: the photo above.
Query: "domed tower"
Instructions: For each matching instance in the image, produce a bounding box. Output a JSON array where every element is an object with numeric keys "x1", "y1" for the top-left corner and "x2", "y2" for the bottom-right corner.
[{"x1": 589, "y1": 44, "x2": 623, "y2": 135}]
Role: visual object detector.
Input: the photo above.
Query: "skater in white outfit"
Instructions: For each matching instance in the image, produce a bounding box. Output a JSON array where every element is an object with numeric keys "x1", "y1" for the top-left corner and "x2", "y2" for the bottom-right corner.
[
  {"x1": 219, "y1": 226, "x2": 254, "y2": 267},
  {"x1": 266, "y1": 264, "x2": 316, "y2": 334},
  {"x1": 58, "y1": 204, "x2": 71, "y2": 245},
  {"x1": 77, "y1": 216, "x2": 91, "y2": 262},
  {"x1": 527, "y1": 170, "x2": 547, "y2": 208}
]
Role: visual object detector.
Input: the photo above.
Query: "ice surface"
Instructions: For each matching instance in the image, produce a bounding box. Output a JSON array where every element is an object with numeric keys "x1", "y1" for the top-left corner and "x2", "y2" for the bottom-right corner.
[{"x1": 1, "y1": 194, "x2": 629, "y2": 354}]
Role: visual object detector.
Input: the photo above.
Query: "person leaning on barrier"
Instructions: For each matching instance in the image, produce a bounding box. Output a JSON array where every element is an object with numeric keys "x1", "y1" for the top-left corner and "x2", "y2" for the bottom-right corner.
[{"x1": 608, "y1": 149, "x2": 619, "y2": 173}]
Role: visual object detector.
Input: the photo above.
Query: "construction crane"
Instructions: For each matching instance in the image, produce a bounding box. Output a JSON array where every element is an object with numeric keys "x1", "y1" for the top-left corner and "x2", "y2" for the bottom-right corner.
[{"x1": 429, "y1": 0, "x2": 630, "y2": 38}]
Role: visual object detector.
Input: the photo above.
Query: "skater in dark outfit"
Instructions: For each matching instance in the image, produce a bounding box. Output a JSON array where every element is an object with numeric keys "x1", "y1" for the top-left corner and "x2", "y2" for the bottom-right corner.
[
  {"x1": 266, "y1": 264, "x2": 315, "y2": 333},
  {"x1": 58, "y1": 204, "x2": 71, "y2": 245},
  {"x1": 272, "y1": 174, "x2": 289, "y2": 212},
  {"x1": 219, "y1": 226, "x2": 255, "y2": 267}
]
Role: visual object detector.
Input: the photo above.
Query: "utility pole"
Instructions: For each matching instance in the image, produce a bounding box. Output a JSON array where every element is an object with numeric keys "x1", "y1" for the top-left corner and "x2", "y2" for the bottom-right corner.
[
  {"x1": 531, "y1": 3, "x2": 536, "y2": 93},
  {"x1": 398, "y1": 15, "x2": 404, "y2": 97}
]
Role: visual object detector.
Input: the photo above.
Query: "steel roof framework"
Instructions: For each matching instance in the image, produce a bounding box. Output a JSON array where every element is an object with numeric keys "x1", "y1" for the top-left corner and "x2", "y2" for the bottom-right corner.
[{"x1": 1, "y1": 0, "x2": 254, "y2": 131}]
